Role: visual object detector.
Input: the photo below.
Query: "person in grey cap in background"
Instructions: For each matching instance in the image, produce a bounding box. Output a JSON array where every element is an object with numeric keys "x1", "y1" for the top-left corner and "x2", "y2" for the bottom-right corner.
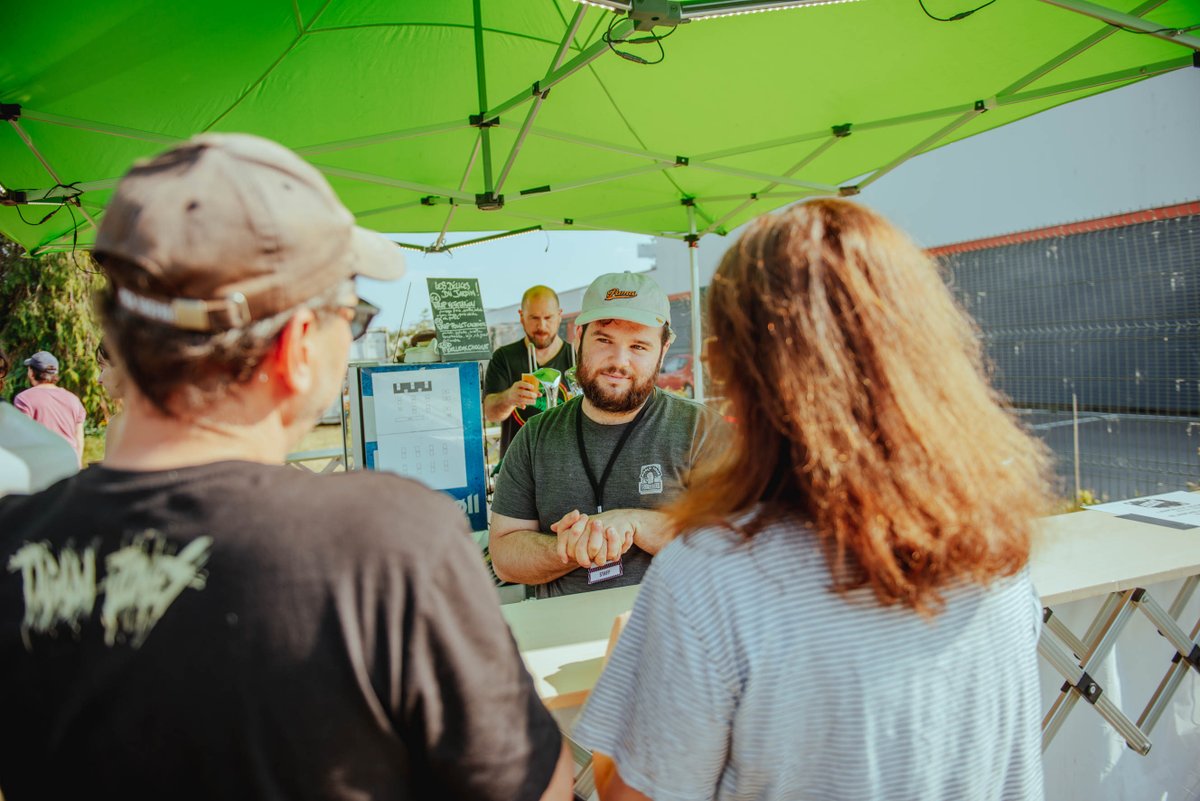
[
  {"x1": 490, "y1": 271, "x2": 724, "y2": 598},
  {"x1": 12, "y1": 349, "x2": 87, "y2": 464},
  {"x1": 0, "y1": 344, "x2": 78, "y2": 496},
  {"x1": 0, "y1": 134, "x2": 571, "y2": 801}
]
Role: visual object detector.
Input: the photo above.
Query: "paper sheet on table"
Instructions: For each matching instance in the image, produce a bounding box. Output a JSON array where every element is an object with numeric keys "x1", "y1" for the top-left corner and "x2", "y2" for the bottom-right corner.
[{"x1": 1086, "y1": 491, "x2": 1200, "y2": 529}]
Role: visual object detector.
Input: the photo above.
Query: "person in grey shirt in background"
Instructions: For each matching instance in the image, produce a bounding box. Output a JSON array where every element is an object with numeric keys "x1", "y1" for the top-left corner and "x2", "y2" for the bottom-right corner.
[
  {"x1": 576, "y1": 199, "x2": 1052, "y2": 801},
  {"x1": 490, "y1": 271, "x2": 722, "y2": 598}
]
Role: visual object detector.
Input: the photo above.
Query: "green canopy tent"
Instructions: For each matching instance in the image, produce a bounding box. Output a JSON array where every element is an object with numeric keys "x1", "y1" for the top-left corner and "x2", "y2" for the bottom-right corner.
[{"x1": 3, "y1": 0, "x2": 1198, "y2": 399}]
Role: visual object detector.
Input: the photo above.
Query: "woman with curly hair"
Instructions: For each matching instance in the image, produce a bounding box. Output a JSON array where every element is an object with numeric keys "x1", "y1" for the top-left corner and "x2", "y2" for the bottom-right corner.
[{"x1": 575, "y1": 199, "x2": 1052, "y2": 801}]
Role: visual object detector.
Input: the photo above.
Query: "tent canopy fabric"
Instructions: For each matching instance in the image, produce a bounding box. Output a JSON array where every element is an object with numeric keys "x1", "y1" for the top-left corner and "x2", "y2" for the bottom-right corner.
[{"x1": 2, "y1": 0, "x2": 1197, "y2": 255}]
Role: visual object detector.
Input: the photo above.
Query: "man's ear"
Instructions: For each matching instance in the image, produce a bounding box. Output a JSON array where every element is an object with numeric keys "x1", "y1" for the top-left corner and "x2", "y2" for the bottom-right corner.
[
  {"x1": 658, "y1": 328, "x2": 674, "y2": 370},
  {"x1": 271, "y1": 309, "x2": 319, "y2": 395}
]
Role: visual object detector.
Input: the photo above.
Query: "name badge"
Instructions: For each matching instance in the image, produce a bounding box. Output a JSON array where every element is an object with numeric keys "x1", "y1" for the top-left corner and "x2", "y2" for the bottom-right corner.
[{"x1": 587, "y1": 559, "x2": 624, "y2": 585}]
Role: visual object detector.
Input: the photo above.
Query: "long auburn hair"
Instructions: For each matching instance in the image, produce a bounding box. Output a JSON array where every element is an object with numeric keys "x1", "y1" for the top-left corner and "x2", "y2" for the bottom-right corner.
[{"x1": 671, "y1": 199, "x2": 1052, "y2": 613}]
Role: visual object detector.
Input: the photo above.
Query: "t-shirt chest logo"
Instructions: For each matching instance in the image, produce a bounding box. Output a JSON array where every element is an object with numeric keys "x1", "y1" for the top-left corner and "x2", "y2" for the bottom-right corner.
[{"x1": 638, "y1": 464, "x2": 663, "y2": 495}]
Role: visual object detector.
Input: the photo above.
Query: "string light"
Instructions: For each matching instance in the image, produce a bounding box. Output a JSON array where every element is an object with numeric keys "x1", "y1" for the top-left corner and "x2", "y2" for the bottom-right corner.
[{"x1": 684, "y1": 0, "x2": 861, "y2": 21}]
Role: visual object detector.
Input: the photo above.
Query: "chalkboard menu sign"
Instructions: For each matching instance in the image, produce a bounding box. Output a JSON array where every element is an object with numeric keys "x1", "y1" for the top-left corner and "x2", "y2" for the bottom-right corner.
[{"x1": 427, "y1": 277, "x2": 491, "y2": 361}]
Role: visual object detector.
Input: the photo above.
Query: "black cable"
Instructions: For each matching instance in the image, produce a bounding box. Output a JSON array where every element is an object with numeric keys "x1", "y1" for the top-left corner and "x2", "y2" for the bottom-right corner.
[
  {"x1": 603, "y1": 13, "x2": 675, "y2": 65},
  {"x1": 13, "y1": 203, "x2": 62, "y2": 227},
  {"x1": 918, "y1": 0, "x2": 996, "y2": 22},
  {"x1": 1111, "y1": 21, "x2": 1200, "y2": 35}
]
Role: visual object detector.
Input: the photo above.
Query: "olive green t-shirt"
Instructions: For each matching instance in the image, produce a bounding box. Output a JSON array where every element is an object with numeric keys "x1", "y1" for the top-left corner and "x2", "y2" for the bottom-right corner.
[{"x1": 492, "y1": 389, "x2": 722, "y2": 598}]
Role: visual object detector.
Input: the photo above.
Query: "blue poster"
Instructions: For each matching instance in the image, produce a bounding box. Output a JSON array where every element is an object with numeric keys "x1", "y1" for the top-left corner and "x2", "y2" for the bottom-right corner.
[{"x1": 357, "y1": 362, "x2": 487, "y2": 532}]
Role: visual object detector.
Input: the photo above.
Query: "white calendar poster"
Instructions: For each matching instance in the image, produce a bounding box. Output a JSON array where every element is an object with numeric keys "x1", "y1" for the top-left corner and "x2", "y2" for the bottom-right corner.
[{"x1": 369, "y1": 368, "x2": 467, "y2": 489}]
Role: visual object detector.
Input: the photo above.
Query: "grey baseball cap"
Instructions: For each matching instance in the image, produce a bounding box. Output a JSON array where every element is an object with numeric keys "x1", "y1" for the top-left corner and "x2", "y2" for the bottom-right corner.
[
  {"x1": 24, "y1": 351, "x2": 59, "y2": 373},
  {"x1": 93, "y1": 133, "x2": 405, "y2": 332},
  {"x1": 574, "y1": 271, "x2": 671, "y2": 329}
]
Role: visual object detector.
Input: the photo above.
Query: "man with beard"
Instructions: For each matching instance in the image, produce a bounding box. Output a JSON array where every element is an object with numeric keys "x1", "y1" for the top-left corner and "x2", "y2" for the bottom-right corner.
[
  {"x1": 489, "y1": 272, "x2": 722, "y2": 598},
  {"x1": 484, "y1": 285, "x2": 575, "y2": 459}
]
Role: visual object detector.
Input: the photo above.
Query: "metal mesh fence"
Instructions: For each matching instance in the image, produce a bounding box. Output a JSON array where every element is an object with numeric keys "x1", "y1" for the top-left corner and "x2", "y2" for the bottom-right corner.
[{"x1": 938, "y1": 207, "x2": 1200, "y2": 502}]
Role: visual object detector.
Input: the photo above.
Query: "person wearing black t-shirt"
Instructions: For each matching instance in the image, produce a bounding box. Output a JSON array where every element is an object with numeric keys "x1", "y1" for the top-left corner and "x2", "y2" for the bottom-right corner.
[
  {"x1": 483, "y1": 285, "x2": 575, "y2": 458},
  {"x1": 0, "y1": 134, "x2": 571, "y2": 801},
  {"x1": 490, "y1": 272, "x2": 723, "y2": 597}
]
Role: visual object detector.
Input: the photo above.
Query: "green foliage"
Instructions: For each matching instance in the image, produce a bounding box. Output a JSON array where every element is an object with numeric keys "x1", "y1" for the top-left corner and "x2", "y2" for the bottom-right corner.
[
  {"x1": 0, "y1": 234, "x2": 112, "y2": 424},
  {"x1": 1056, "y1": 488, "x2": 1101, "y2": 514}
]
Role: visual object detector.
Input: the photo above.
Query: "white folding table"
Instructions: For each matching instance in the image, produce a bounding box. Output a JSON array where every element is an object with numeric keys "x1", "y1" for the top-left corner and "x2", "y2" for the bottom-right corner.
[
  {"x1": 502, "y1": 510, "x2": 1200, "y2": 762},
  {"x1": 1029, "y1": 509, "x2": 1200, "y2": 755}
]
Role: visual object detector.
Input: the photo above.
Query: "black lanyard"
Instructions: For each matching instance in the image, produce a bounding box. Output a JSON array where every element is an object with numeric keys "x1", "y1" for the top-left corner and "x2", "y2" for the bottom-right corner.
[{"x1": 575, "y1": 398, "x2": 652, "y2": 514}]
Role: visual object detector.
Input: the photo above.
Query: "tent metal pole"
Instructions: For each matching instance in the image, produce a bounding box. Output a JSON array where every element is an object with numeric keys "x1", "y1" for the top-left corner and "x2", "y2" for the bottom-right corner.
[
  {"x1": 854, "y1": 108, "x2": 983, "y2": 192},
  {"x1": 999, "y1": 57, "x2": 1191, "y2": 106},
  {"x1": 31, "y1": 223, "x2": 100, "y2": 253},
  {"x1": 694, "y1": 128, "x2": 830, "y2": 162},
  {"x1": 997, "y1": 0, "x2": 1169, "y2": 96},
  {"x1": 293, "y1": 120, "x2": 469, "y2": 156},
  {"x1": 439, "y1": 226, "x2": 543, "y2": 253},
  {"x1": 701, "y1": 135, "x2": 841, "y2": 235},
  {"x1": 510, "y1": 163, "x2": 683, "y2": 200},
  {"x1": 685, "y1": 204, "x2": 705, "y2": 404},
  {"x1": 703, "y1": 191, "x2": 814, "y2": 203},
  {"x1": 689, "y1": 160, "x2": 838, "y2": 193},
  {"x1": 694, "y1": 103, "x2": 974, "y2": 162},
  {"x1": 435, "y1": 134, "x2": 484, "y2": 250},
  {"x1": 8, "y1": 120, "x2": 99, "y2": 231},
  {"x1": 473, "y1": 0, "x2": 495, "y2": 194},
  {"x1": 353, "y1": 199, "x2": 430, "y2": 219},
  {"x1": 21, "y1": 110, "x2": 181, "y2": 145},
  {"x1": 314, "y1": 164, "x2": 474, "y2": 202},
  {"x1": 483, "y1": 18, "x2": 636, "y2": 121},
  {"x1": 19, "y1": 178, "x2": 120, "y2": 200},
  {"x1": 500, "y1": 208, "x2": 688, "y2": 238},
  {"x1": 1036, "y1": 0, "x2": 1200, "y2": 50},
  {"x1": 569, "y1": 199, "x2": 688, "y2": 222},
  {"x1": 494, "y1": 4, "x2": 588, "y2": 195},
  {"x1": 520, "y1": 124, "x2": 679, "y2": 162}
]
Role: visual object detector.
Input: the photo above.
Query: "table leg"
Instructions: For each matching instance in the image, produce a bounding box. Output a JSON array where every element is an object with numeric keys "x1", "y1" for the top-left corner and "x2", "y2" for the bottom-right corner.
[
  {"x1": 1040, "y1": 589, "x2": 1152, "y2": 755},
  {"x1": 1132, "y1": 578, "x2": 1200, "y2": 737}
]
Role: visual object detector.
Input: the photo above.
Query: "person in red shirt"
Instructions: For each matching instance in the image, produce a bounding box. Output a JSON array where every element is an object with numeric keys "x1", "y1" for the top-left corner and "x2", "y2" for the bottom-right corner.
[{"x1": 13, "y1": 351, "x2": 86, "y2": 465}]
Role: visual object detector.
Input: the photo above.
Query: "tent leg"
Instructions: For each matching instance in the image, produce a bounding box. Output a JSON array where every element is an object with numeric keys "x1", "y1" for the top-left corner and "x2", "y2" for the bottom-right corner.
[{"x1": 685, "y1": 204, "x2": 704, "y2": 404}]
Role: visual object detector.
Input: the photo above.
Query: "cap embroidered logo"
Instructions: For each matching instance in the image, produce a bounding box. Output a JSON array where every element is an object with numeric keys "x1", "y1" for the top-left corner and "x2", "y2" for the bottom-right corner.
[{"x1": 605, "y1": 289, "x2": 638, "y2": 301}]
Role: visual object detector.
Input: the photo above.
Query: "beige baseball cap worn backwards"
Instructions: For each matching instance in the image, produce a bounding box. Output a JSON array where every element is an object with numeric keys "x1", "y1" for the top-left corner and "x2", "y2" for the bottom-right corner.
[
  {"x1": 574, "y1": 271, "x2": 671, "y2": 329},
  {"x1": 93, "y1": 133, "x2": 405, "y2": 332}
]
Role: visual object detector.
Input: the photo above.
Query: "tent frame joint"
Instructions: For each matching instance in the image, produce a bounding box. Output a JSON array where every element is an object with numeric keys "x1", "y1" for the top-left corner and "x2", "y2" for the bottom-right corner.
[
  {"x1": 832, "y1": 123, "x2": 852, "y2": 138},
  {"x1": 468, "y1": 114, "x2": 500, "y2": 128},
  {"x1": 475, "y1": 191, "x2": 505, "y2": 211},
  {"x1": 838, "y1": 185, "x2": 860, "y2": 197},
  {"x1": 1, "y1": 103, "x2": 20, "y2": 121}
]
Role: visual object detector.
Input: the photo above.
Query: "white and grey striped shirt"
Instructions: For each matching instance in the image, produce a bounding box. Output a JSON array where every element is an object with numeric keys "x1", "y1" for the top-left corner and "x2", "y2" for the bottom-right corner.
[{"x1": 574, "y1": 517, "x2": 1045, "y2": 801}]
